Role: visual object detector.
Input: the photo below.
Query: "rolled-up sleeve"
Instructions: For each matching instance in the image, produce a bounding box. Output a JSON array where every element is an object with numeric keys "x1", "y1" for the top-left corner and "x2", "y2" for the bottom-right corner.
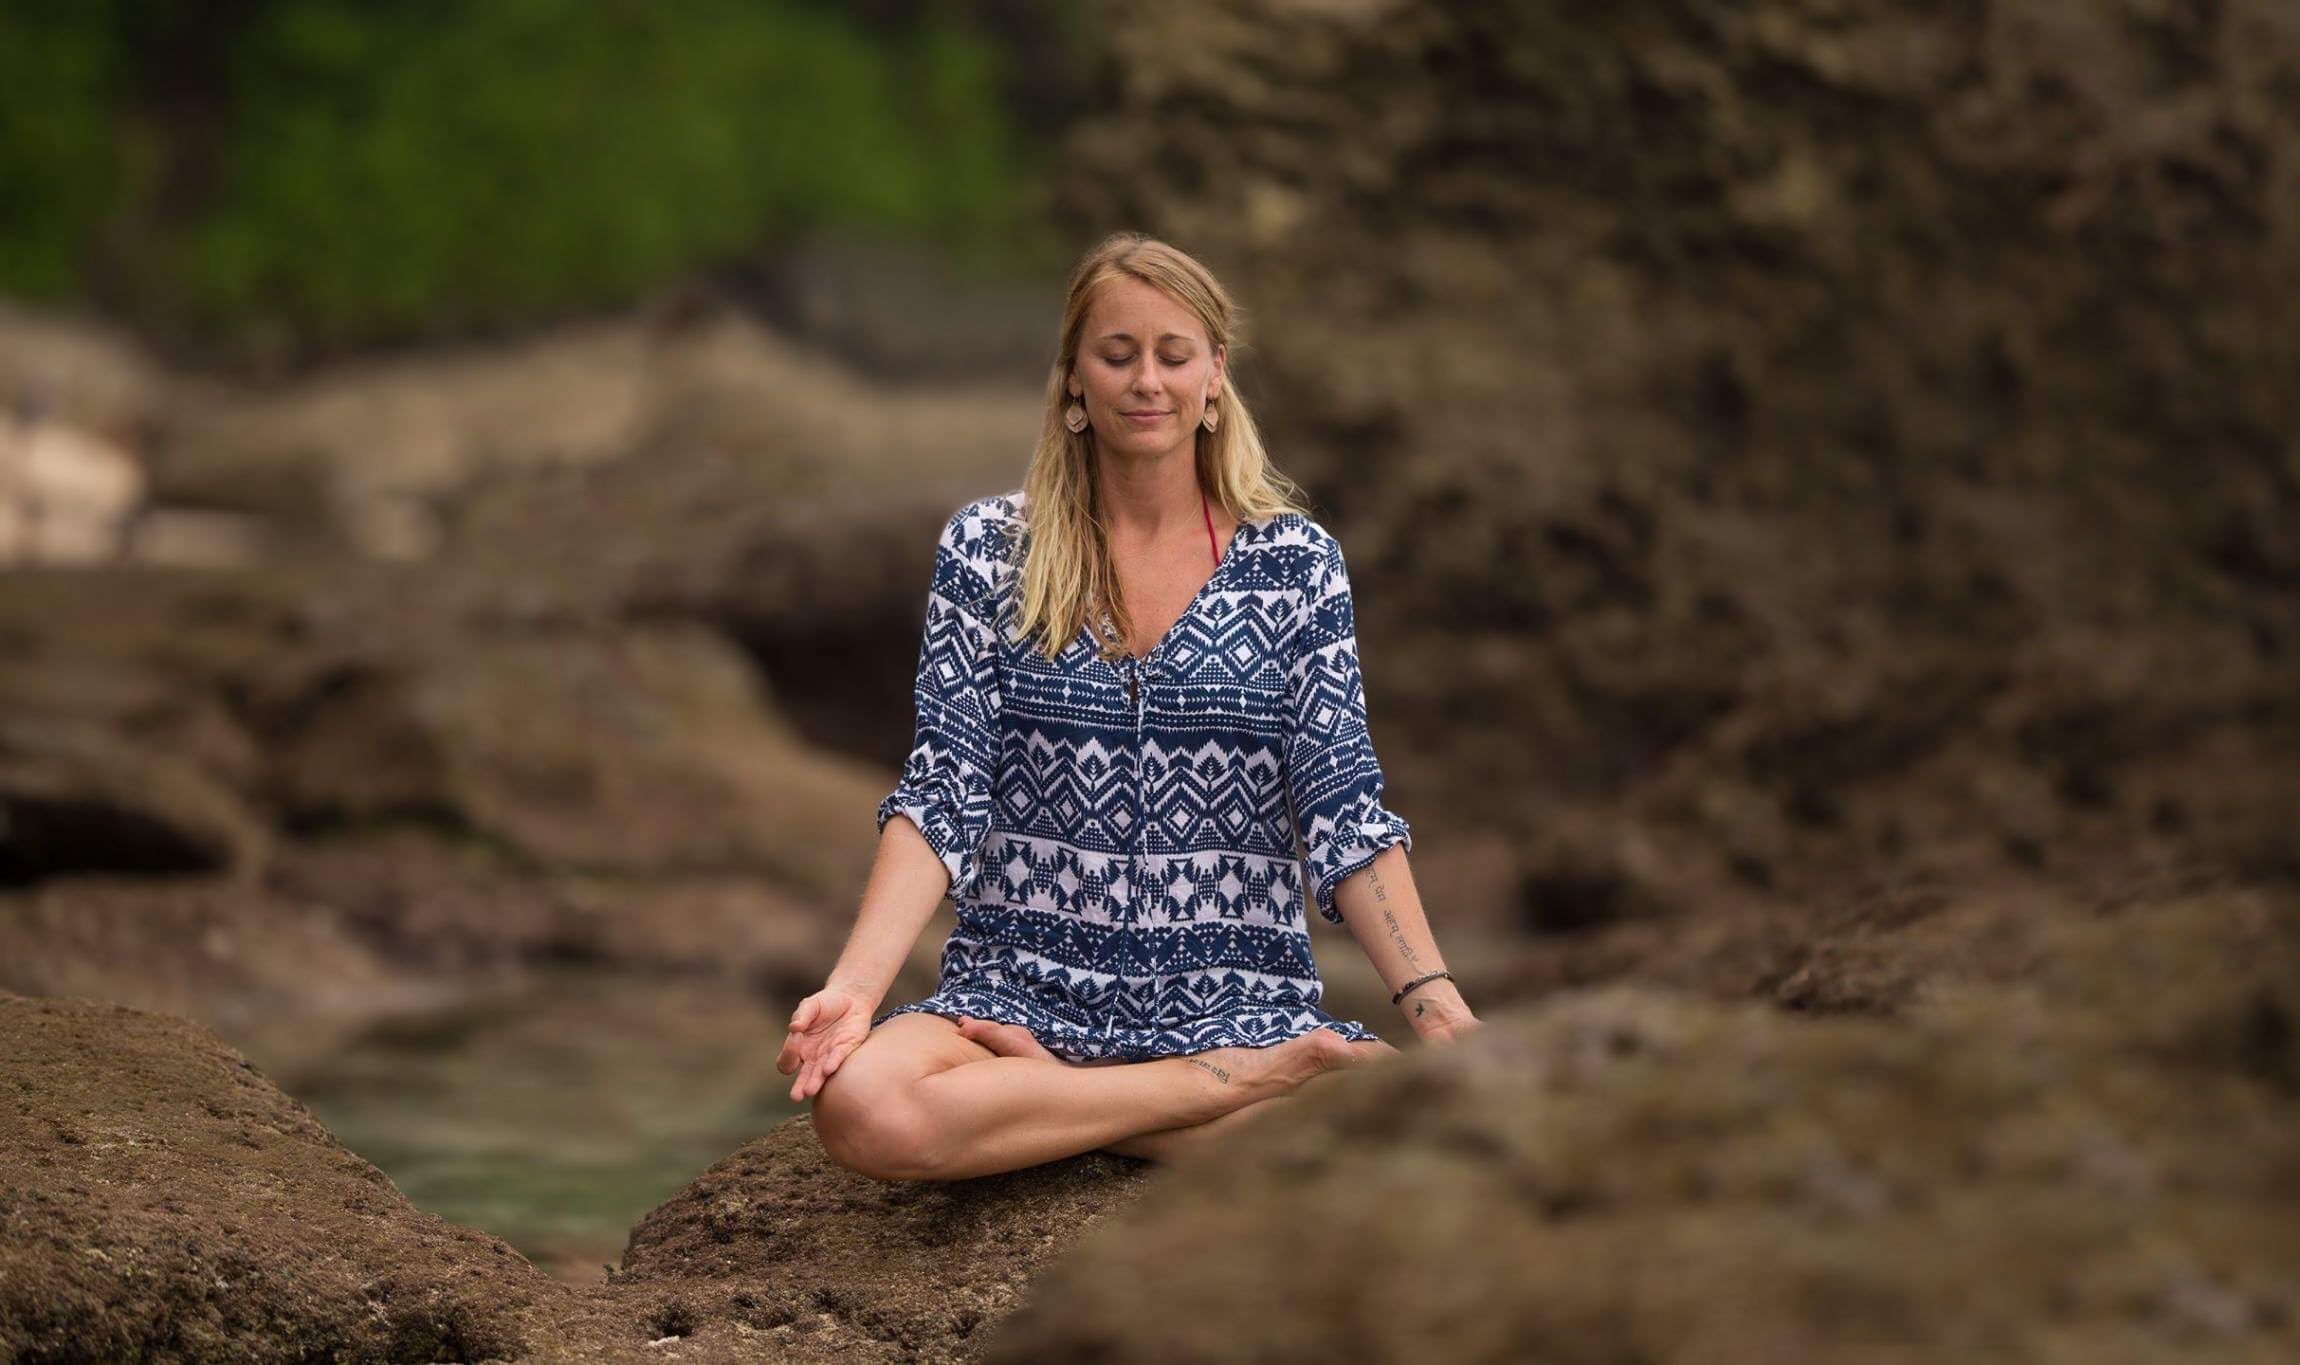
[
  {"x1": 1284, "y1": 532, "x2": 1413, "y2": 925},
  {"x1": 875, "y1": 506, "x2": 1004, "y2": 898}
]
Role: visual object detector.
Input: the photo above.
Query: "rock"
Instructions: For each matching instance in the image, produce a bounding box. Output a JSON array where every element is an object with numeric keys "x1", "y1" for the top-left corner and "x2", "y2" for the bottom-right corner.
[
  {"x1": 0, "y1": 719, "x2": 267, "y2": 885},
  {"x1": 264, "y1": 830, "x2": 886, "y2": 1000},
  {"x1": 257, "y1": 622, "x2": 885, "y2": 894},
  {"x1": 0, "y1": 875, "x2": 427, "y2": 1057},
  {"x1": 0, "y1": 413, "x2": 146, "y2": 565},
  {"x1": 0, "y1": 994, "x2": 565, "y2": 1363},
  {"x1": 984, "y1": 890, "x2": 2300, "y2": 1363},
  {"x1": 609, "y1": 1117, "x2": 1155, "y2": 1361},
  {"x1": 1054, "y1": 0, "x2": 2300, "y2": 915},
  {"x1": 0, "y1": 991, "x2": 1159, "y2": 1363}
]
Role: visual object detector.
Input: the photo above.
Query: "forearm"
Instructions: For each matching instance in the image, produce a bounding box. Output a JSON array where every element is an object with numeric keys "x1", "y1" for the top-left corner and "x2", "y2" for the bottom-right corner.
[
  {"x1": 1330, "y1": 843, "x2": 1475, "y2": 1038},
  {"x1": 823, "y1": 815, "x2": 953, "y2": 1011}
]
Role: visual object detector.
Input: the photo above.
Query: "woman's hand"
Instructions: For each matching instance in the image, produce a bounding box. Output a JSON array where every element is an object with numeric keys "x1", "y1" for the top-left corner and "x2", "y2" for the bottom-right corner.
[{"x1": 777, "y1": 985, "x2": 876, "y2": 1102}]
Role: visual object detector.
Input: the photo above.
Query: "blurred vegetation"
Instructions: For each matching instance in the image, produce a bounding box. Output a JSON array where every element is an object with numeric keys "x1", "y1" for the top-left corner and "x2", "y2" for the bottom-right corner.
[{"x1": 0, "y1": 0, "x2": 1088, "y2": 360}]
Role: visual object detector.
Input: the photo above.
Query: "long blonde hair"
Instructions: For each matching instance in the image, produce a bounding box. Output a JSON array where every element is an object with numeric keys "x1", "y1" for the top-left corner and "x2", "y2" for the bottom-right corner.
[{"x1": 1013, "y1": 232, "x2": 1315, "y2": 663}]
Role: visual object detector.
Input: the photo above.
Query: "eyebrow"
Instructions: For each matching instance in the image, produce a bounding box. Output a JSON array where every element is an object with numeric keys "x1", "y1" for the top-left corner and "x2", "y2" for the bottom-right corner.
[{"x1": 1095, "y1": 331, "x2": 1198, "y2": 345}]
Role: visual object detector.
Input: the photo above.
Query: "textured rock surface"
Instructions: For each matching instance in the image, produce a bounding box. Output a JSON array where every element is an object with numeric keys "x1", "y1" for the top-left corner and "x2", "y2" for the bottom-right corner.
[
  {"x1": 0, "y1": 994, "x2": 563, "y2": 1362},
  {"x1": 607, "y1": 1120, "x2": 1154, "y2": 1361},
  {"x1": 985, "y1": 890, "x2": 2300, "y2": 1363},
  {"x1": 0, "y1": 993, "x2": 1157, "y2": 1363},
  {"x1": 1055, "y1": 0, "x2": 2300, "y2": 939}
]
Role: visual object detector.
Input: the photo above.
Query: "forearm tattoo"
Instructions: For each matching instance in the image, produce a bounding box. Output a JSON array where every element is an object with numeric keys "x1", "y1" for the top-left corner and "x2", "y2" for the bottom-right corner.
[
  {"x1": 1185, "y1": 1057, "x2": 1232, "y2": 1085},
  {"x1": 1380, "y1": 901, "x2": 1424, "y2": 973}
]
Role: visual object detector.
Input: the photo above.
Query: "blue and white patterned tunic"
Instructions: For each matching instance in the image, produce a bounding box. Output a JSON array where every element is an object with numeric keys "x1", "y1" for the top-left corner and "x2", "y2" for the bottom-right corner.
[{"x1": 869, "y1": 489, "x2": 1413, "y2": 1062}]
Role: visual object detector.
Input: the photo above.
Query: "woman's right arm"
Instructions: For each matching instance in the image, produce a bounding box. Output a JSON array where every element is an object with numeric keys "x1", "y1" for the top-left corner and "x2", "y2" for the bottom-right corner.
[
  {"x1": 820, "y1": 814, "x2": 957, "y2": 1014},
  {"x1": 779, "y1": 504, "x2": 1005, "y2": 1100},
  {"x1": 778, "y1": 816, "x2": 953, "y2": 1102}
]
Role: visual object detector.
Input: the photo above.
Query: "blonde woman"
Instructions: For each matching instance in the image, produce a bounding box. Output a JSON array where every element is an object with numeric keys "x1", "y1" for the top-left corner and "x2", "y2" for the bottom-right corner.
[{"x1": 777, "y1": 232, "x2": 1480, "y2": 1180}]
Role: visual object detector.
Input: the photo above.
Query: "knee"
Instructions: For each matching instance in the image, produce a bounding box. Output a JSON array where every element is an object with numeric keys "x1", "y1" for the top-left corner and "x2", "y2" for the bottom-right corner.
[{"x1": 811, "y1": 1058, "x2": 947, "y2": 1182}]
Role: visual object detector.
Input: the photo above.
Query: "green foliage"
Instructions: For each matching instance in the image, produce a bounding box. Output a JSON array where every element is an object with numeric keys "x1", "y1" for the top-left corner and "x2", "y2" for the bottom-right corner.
[
  {"x1": 0, "y1": 0, "x2": 1058, "y2": 348},
  {"x1": 0, "y1": 5, "x2": 126, "y2": 300}
]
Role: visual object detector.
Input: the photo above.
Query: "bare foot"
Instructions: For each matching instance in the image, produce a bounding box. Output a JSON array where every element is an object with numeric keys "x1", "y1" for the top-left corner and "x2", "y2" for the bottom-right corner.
[
  {"x1": 1179, "y1": 1027, "x2": 1397, "y2": 1116},
  {"x1": 953, "y1": 1014, "x2": 1062, "y2": 1064}
]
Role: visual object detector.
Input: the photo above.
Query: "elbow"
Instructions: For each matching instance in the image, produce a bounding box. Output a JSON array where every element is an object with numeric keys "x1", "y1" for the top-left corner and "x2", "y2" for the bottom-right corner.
[
  {"x1": 876, "y1": 789, "x2": 986, "y2": 897},
  {"x1": 1306, "y1": 816, "x2": 1413, "y2": 926}
]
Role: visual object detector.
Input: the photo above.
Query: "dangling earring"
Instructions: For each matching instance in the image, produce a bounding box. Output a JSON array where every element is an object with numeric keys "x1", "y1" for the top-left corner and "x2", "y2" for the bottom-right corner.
[
  {"x1": 1065, "y1": 401, "x2": 1089, "y2": 434},
  {"x1": 1201, "y1": 398, "x2": 1221, "y2": 432}
]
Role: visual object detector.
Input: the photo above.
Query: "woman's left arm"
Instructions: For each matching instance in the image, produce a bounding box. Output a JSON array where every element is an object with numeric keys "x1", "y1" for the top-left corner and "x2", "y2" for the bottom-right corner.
[{"x1": 1331, "y1": 847, "x2": 1481, "y2": 1044}]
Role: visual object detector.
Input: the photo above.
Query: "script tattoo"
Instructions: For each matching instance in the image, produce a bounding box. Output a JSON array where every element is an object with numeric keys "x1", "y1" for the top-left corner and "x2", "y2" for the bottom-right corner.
[
  {"x1": 1185, "y1": 1057, "x2": 1232, "y2": 1085},
  {"x1": 1380, "y1": 905, "x2": 1424, "y2": 972}
]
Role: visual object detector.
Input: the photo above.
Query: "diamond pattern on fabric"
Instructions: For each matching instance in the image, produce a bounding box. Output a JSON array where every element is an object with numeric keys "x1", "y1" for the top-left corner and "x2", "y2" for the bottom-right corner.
[{"x1": 870, "y1": 489, "x2": 1411, "y2": 1062}]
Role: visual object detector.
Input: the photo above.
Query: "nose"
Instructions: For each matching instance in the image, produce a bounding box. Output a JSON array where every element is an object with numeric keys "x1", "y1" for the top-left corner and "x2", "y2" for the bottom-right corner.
[{"x1": 1129, "y1": 356, "x2": 1162, "y2": 397}]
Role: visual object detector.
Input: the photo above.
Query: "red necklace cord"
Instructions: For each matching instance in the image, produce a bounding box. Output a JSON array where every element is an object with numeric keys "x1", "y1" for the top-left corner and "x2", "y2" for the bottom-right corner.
[{"x1": 1201, "y1": 489, "x2": 1221, "y2": 567}]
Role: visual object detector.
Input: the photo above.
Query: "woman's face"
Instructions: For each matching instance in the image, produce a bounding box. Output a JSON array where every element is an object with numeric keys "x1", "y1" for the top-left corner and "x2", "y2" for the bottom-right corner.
[{"x1": 1068, "y1": 276, "x2": 1225, "y2": 462}]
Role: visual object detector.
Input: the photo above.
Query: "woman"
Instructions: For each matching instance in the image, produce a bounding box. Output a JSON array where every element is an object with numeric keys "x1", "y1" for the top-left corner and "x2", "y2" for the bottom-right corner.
[{"x1": 777, "y1": 232, "x2": 1480, "y2": 1181}]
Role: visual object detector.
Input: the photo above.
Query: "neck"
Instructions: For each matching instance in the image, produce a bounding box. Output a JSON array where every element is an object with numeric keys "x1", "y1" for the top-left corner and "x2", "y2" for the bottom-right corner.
[{"x1": 1093, "y1": 445, "x2": 1205, "y2": 543}]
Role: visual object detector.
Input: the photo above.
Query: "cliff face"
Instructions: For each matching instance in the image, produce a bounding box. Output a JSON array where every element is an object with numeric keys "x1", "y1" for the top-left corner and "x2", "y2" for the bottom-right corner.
[{"x1": 1054, "y1": 0, "x2": 2300, "y2": 944}]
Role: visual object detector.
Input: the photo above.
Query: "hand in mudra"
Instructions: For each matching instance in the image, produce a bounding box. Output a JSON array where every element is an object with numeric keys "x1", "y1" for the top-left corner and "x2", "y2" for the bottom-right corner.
[{"x1": 777, "y1": 987, "x2": 872, "y2": 1102}]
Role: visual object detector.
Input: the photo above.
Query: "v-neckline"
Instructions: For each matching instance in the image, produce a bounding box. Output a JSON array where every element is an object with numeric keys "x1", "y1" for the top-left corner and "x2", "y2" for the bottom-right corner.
[{"x1": 1086, "y1": 515, "x2": 1252, "y2": 667}]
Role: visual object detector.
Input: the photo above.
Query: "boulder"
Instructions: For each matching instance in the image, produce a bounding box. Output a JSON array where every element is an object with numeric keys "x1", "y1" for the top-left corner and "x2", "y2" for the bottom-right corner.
[
  {"x1": 0, "y1": 991, "x2": 1158, "y2": 1363},
  {"x1": 985, "y1": 890, "x2": 2300, "y2": 1363}
]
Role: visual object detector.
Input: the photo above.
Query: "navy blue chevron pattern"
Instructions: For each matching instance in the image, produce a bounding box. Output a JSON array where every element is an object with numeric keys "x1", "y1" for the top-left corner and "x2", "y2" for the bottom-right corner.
[{"x1": 871, "y1": 489, "x2": 1412, "y2": 1063}]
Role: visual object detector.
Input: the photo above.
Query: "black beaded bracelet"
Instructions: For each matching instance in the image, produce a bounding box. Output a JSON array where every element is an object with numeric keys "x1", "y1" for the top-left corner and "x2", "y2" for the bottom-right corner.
[{"x1": 1392, "y1": 969, "x2": 1455, "y2": 1005}]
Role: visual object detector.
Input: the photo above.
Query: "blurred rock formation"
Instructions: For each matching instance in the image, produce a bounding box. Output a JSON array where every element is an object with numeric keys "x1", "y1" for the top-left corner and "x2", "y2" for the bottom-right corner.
[{"x1": 1052, "y1": 0, "x2": 2300, "y2": 959}]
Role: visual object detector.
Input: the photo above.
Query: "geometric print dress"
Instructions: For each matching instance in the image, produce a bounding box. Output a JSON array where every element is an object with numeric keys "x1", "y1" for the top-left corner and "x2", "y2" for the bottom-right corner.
[{"x1": 868, "y1": 488, "x2": 1414, "y2": 1063}]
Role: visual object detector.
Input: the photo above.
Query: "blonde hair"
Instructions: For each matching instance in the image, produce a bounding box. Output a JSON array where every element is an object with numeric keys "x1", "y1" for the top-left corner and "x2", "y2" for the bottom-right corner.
[{"x1": 1013, "y1": 232, "x2": 1315, "y2": 663}]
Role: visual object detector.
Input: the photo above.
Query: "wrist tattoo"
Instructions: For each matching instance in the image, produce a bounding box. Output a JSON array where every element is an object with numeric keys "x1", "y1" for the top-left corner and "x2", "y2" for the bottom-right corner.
[{"x1": 1185, "y1": 1057, "x2": 1232, "y2": 1085}]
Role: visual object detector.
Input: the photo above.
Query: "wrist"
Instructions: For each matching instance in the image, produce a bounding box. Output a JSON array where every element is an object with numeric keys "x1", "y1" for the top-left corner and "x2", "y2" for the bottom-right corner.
[
  {"x1": 823, "y1": 974, "x2": 887, "y2": 1012},
  {"x1": 1394, "y1": 976, "x2": 1472, "y2": 1035}
]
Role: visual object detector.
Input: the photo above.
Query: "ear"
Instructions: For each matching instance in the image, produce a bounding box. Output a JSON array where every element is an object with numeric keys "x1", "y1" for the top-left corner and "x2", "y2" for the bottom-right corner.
[
  {"x1": 1067, "y1": 370, "x2": 1083, "y2": 398},
  {"x1": 1208, "y1": 344, "x2": 1226, "y2": 401}
]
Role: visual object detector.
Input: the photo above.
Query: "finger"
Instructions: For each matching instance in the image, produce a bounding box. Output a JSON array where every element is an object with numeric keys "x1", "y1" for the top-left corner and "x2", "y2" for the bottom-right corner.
[{"x1": 791, "y1": 996, "x2": 818, "y2": 1031}]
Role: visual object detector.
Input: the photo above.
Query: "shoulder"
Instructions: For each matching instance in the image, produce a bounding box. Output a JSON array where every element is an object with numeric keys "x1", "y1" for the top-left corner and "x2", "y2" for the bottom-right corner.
[
  {"x1": 1250, "y1": 509, "x2": 1347, "y2": 593},
  {"x1": 932, "y1": 490, "x2": 1025, "y2": 607}
]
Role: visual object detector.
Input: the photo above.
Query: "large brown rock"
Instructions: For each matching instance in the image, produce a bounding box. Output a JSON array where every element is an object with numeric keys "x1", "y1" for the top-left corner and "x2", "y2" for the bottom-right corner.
[
  {"x1": 0, "y1": 719, "x2": 267, "y2": 885},
  {"x1": 0, "y1": 994, "x2": 565, "y2": 1362},
  {"x1": 0, "y1": 877, "x2": 423, "y2": 1063},
  {"x1": 606, "y1": 1118, "x2": 1154, "y2": 1361},
  {"x1": 258, "y1": 623, "x2": 883, "y2": 892},
  {"x1": 0, "y1": 991, "x2": 1158, "y2": 1363},
  {"x1": 984, "y1": 890, "x2": 2300, "y2": 1363},
  {"x1": 1055, "y1": 0, "x2": 2300, "y2": 923}
]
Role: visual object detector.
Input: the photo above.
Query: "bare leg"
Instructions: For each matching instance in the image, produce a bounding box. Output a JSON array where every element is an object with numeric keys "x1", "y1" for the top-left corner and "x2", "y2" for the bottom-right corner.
[
  {"x1": 957, "y1": 1017, "x2": 1347, "y2": 1165},
  {"x1": 812, "y1": 1012, "x2": 1391, "y2": 1182},
  {"x1": 1100, "y1": 1092, "x2": 1303, "y2": 1162}
]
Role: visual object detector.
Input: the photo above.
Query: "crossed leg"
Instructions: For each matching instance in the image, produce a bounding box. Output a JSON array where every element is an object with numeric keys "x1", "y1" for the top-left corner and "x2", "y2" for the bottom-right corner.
[
  {"x1": 968, "y1": 1019, "x2": 1320, "y2": 1163},
  {"x1": 810, "y1": 1011, "x2": 1390, "y2": 1181}
]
